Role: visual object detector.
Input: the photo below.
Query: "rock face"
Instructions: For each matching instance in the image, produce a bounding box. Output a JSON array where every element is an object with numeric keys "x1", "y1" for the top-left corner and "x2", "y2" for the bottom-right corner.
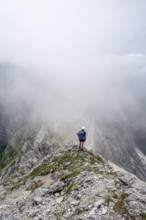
[
  {"x1": 0, "y1": 145, "x2": 146, "y2": 220},
  {"x1": 0, "y1": 105, "x2": 8, "y2": 154},
  {"x1": 0, "y1": 125, "x2": 63, "y2": 182},
  {"x1": 92, "y1": 116, "x2": 146, "y2": 181}
]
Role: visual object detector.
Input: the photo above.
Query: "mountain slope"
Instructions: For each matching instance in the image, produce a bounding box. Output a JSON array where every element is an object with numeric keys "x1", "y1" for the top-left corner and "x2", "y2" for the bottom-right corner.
[
  {"x1": 0, "y1": 145, "x2": 146, "y2": 220},
  {"x1": 89, "y1": 115, "x2": 146, "y2": 181}
]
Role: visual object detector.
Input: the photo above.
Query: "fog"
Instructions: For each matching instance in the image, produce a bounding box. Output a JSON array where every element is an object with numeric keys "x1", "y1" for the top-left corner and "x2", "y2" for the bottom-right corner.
[{"x1": 0, "y1": 0, "x2": 146, "y2": 130}]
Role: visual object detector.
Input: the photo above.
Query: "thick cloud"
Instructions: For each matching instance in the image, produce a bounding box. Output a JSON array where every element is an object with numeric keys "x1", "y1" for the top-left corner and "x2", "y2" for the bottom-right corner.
[
  {"x1": 0, "y1": 0, "x2": 146, "y2": 66},
  {"x1": 0, "y1": 1, "x2": 146, "y2": 128}
]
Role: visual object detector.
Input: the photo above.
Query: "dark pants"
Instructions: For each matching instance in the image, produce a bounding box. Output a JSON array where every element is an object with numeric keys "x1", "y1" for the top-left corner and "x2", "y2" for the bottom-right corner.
[{"x1": 79, "y1": 141, "x2": 85, "y2": 150}]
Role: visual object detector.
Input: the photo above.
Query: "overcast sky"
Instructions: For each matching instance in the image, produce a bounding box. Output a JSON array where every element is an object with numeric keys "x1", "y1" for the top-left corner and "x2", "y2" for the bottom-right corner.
[
  {"x1": 0, "y1": 0, "x2": 146, "y2": 127},
  {"x1": 0, "y1": 0, "x2": 146, "y2": 68}
]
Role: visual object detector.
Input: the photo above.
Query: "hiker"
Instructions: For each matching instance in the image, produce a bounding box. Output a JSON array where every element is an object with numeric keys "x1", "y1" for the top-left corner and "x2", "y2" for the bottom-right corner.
[{"x1": 77, "y1": 127, "x2": 86, "y2": 151}]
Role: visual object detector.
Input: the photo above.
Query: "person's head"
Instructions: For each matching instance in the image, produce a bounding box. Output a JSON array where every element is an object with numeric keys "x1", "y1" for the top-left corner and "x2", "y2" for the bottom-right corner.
[{"x1": 81, "y1": 126, "x2": 85, "y2": 130}]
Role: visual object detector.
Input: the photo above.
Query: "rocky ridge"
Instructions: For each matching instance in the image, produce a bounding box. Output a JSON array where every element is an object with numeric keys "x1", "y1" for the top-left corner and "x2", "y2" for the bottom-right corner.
[
  {"x1": 0, "y1": 145, "x2": 146, "y2": 220},
  {"x1": 0, "y1": 125, "x2": 65, "y2": 182}
]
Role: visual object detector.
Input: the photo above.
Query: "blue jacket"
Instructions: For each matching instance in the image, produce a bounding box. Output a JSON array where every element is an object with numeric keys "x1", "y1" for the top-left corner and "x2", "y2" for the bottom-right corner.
[{"x1": 77, "y1": 130, "x2": 86, "y2": 141}]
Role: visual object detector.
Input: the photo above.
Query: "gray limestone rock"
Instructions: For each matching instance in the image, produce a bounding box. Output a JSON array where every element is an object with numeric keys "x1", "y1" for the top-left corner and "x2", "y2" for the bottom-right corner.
[
  {"x1": 118, "y1": 173, "x2": 136, "y2": 186},
  {"x1": 94, "y1": 199, "x2": 105, "y2": 208},
  {"x1": 49, "y1": 181, "x2": 65, "y2": 194},
  {"x1": 99, "y1": 206, "x2": 108, "y2": 215},
  {"x1": 34, "y1": 188, "x2": 50, "y2": 197},
  {"x1": 70, "y1": 200, "x2": 80, "y2": 206},
  {"x1": 32, "y1": 197, "x2": 43, "y2": 205},
  {"x1": 56, "y1": 196, "x2": 64, "y2": 204},
  {"x1": 1, "y1": 145, "x2": 146, "y2": 220},
  {"x1": 0, "y1": 209, "x2": 15, "y2": 220}
]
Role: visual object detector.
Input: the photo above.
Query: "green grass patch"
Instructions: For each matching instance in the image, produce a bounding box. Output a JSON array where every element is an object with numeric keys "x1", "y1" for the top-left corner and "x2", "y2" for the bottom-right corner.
[
  {"x1": 113, "y1": 193, "x2": 129, "y2": 216},
  {"x1": 130, "y1": 216, "x2": 136, "y2": 220},
  {"x1": 0, "y1": 147, "x2": 17, "y2": 174},
  {"x1": 112, "y1": 193, "x2": 118, "y2": 199},
  {"x1": 121, "y1": 193, "x2": 128, "y2": 200},
  {"x1": 65, "y1": 181, "x2": 83, "y2": 195},
  {"x1": 65, "y1": 182, "x2": 74, "y2": 194},
  {"x1": 60, "y1": 170, "x2": 80, "y2": 181},
  {"x1": 106, "y1": 196, "x2": 113, "y2": 204},
  {"x1": 86, "y1": 150, "x2": 104, "y2": 164},
  {"x1": 113, "y1": 199, "x2": 127, "y2": 216},
  {"x1": 30, "y1": 163, "x2": 56, "y2": 177},
  {"x1": 142, "y1": 214, "x2": 146, "y2": 220}
]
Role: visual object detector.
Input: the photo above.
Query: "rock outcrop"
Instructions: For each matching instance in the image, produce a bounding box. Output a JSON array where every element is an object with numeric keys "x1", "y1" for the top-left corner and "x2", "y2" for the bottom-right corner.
[
  {"x1": 0, "y1": 125, "x2": 64, "y2": 182},
  {"x1": 0, "y1": 145, "x2": 146, "y2": 220}
]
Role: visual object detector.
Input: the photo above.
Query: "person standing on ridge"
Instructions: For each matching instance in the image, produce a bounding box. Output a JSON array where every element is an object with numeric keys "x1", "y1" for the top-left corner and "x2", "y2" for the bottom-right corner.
[{"x1": 77, "y1": 126, "x2": 86, "y2": 151}]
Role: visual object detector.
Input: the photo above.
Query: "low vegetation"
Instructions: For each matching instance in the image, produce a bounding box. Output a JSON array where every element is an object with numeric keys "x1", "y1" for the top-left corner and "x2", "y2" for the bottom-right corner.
[
  {"x1": 29, "y1": 147, "x2": 105, "y2": 182},
  {"x1": 3, "y1": 147, "x2": 106, "y2": 192},
  {"x1": 0, "y1": 146, "x2": 17, "y2": 174},
  {"x1": 142, "y1": 214, "x2": 146, "y2": 220},
  {"x1": 113, "y1": 193, "x2": 129, "y2": 218}
]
